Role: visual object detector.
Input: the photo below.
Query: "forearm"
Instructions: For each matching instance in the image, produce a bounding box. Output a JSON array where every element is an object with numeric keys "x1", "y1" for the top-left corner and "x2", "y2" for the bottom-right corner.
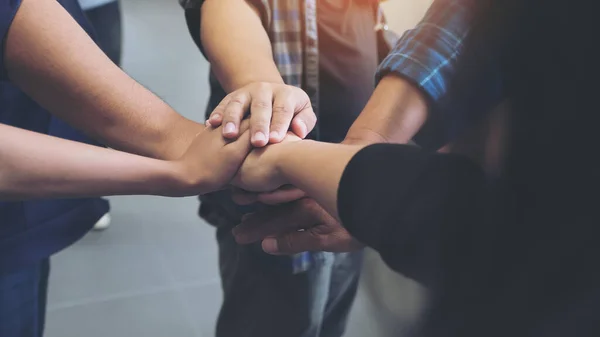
[
  {"x1": 348, "y1": 0, "x2": 477, "y2": 146},
  {"x1": 200, "y1": 0, "x2": 282, "y2": 91},
  {"x1": 0, "y1": 124, "x2": 179, "y2": 200},
  {"x1": 344, "y1": 75, "x2": 428, "y2": 145},
  {"x1": 275, "y1": 141, "x2": 364, "y2": 219},
  {"x1": 5, "y1": 0, "x2": 201, "y2": 160}
]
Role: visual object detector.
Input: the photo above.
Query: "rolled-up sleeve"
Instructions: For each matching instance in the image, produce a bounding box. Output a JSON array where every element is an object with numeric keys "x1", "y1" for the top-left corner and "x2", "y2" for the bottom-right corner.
[
  {"x1": 376, "y1": 0, "x2": 475, "y2": 104},
  {"x1": 0, "y1": 0, "x2": 23, "y2": 80}
]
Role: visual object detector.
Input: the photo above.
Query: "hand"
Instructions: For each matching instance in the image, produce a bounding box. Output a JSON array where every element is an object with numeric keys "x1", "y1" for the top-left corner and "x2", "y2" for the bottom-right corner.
[
  {"x1": 231, "y1": 137, "x2": 370, "y2": 205},
  {"x1": 169, "y1": 121, "x2": 252, "y2": 196},
  {"x1": 207, "y1": 82, "x2": 317, "y2": 147},
  {"x1": 232, "y1": 185, "x2": 307, "y2": 206},
  {"x1": 232, "y1": 198, "x2": 364, "y2": 254},
  {"x1": 232, "y1": 132, "x2": 302, "y2": 192}
]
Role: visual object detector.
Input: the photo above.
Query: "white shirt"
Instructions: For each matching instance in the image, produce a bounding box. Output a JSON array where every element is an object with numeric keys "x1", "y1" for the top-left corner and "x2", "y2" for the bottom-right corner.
[{"x1": 78, "y1": 0, "x2": 116, "y2": 11}]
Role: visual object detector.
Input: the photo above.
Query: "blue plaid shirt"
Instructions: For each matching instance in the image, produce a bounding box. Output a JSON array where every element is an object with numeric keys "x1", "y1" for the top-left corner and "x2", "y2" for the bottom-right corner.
[
  {"x1": 379, "y1": 0, "x2": 501, "y2": 149},
  {"x1": 377, "y1": 0, "x2": 476, "y2": 105}
]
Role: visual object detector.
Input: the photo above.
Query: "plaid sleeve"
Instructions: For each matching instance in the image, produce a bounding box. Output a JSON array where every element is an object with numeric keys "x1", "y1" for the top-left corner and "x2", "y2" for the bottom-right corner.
[
  {"x1": 182, "y1": 0, "x2": 271, "y2": 60},
  {"x1": 376, "y1": 0, "x2": 475, "y2": 104}
]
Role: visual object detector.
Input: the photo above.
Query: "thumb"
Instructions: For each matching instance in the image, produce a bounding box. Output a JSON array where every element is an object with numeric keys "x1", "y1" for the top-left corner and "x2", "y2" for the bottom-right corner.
[
  {"x1": 225, "y1": 128, "x2": 253, "y2": 161},
  {"x1": 257, "y1": 186, "x2": 307, "y2": 205}
]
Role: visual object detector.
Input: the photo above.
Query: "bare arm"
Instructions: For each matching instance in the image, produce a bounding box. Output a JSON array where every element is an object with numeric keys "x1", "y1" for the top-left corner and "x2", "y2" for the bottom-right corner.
[
  {"x1": 234, "y1": 139, "x2": 364, "y2": 219},
  {"x1": 0, "y1": 122, "x2": 252, "y2": 200},
  {"x1": 346, "y1": 0, "x2": 478, "y2": 146},
  {"x1": 200, "y1": 0, "x2": 282, "y2": 91},
  {"x1": 4, "y1": 0, "x2": 201, "y2": 160},
  {"x1": 0, "y1": 124, "x2": 176, "y2": 200},
  {"x1": 344, "y1": 75, "x2": 428, "y2": 145},
  {"x1": 199, "y1": 0, "x2": 315, "y2": 145}
]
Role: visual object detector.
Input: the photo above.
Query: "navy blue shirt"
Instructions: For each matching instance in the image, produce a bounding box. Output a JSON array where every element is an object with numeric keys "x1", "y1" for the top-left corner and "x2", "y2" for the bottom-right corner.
[{"x1": 0, "y1": 0, "x2": 108, "y2": 271}]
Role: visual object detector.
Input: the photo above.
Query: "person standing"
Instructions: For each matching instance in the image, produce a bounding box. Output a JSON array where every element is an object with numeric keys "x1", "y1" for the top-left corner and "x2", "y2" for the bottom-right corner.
[
  {"x1": 179, "y1": 0, "x2": 496, "y2": 336},
  {"x1": 181, "y1": 1, "x2": 382, "y2": 336},
  {"x1": 0, "y1": 1, "x2": 111, "y2": 334}
]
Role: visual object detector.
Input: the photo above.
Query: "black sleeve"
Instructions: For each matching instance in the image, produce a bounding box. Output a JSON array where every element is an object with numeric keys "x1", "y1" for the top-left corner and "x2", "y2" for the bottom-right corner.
[{"x1": 337, "y1": 144, "x2": 485, "y2": 287}]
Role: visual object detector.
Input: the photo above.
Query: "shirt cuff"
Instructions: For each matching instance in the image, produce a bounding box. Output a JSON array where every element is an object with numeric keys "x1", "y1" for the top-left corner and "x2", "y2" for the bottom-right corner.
[{"x1": 376, "y1": 51, "x2": 447, "y2": 104}]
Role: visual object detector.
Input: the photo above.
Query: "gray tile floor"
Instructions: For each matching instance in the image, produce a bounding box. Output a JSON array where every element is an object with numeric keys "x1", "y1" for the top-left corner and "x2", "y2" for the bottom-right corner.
[{"x1": 45, "y1": 1, "x2": 422, "y2": 336}]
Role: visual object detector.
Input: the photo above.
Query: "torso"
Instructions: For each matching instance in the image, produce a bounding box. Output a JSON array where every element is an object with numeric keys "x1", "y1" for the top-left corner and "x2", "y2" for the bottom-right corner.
[{"x1": 317, "y1": 0, "x2": 379, "y2": 142}]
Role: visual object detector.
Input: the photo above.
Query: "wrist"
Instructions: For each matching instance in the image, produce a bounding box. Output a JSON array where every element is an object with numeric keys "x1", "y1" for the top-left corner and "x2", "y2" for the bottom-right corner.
[
  {"x1": 349, "y1": 75, "x2": 428, "y2": 145},
  {"x1": 343, "y1": 129, "x2": 389, "y2": 146},
  {"x1": 155, "y1": 120, "x2": 205, "y2": 161},
  {"x1": 132, "y1": 159, "x2": 190, "y2": 197},
  {"x1": 158, "y1": 160, "x2": 212, "y2": 197},
  {"x1": 228, "y1": 77, "x2": 285, "y2": 92},
  {"x1": 273, "y1": 140, "x2": 313, "y2": 184}
]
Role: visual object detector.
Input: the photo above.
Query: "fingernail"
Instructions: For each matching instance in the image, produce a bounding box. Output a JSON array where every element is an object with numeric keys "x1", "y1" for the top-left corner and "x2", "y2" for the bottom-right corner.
[
  {"x1": 205, "y1": 119, "x2": 211, "y2": 127},
  {"x1": 262, "y1": 238, "x2": 279, "y2": 253},
  {"x1": 224, "y1": 122, "x2": 236, "y2": 134},
  {"x1": 252, "y1": 131, "x2": 267, "y2": 143},
  {"x1": 269, "y1": 131, "x2": 279, "y2": 140},
  {"x1": 210, "y1": 113, "x2": 221, "y2": 121}
]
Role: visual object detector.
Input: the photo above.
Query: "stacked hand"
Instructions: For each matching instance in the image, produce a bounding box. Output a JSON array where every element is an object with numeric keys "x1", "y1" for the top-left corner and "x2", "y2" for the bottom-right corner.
[
  {"x1": 207, "y1": 82, "x2": 317, "y2": 146},
  {"x1": 168, "y1": 82, "x2": 314, "y2": 197},
  {"x1": 232, "y1": 197, "x2": 364, "y2": 255},
  {"x1": 166, "y1": 120, "x2": 253, "y2": 196},
  {"x1": 229, "y1": 136, "x2": 363, "y2": 255},
  {"x1": 172, "y1": 81, "x2": 361, "y2": 255}
]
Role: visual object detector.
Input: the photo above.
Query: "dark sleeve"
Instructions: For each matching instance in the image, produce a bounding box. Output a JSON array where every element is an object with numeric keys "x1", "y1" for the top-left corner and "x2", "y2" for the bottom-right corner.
[
  {"x1": 182, "y1": 0, "x2": 269, "y2": 60},
  {"x1": 0, "y1": 0, "x2": 23, "y2": 80},
  {"x1": 337, "y1": 144, "x2": 485, "y2": 287}
]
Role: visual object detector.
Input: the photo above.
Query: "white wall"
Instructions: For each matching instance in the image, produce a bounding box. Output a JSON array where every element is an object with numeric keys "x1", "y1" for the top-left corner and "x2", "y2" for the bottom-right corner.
[{"x1": 381, "y1": 0, "x2": 433, "y2": 34}]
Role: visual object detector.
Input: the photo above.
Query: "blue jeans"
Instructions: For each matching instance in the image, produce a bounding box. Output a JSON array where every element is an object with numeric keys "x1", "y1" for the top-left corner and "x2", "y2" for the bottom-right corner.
[
  {"x1": 208, "y1": 205, "x2": 363, "y2": 337},
  {"x1": 0, "y1": 260, "x2": 50, "y2": 337}
]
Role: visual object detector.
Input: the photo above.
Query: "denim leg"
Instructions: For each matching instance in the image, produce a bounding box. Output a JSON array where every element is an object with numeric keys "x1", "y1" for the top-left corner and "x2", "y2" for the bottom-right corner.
[
  {"x1": 0, "y1": 259, "x2": 51, "y2": 337},
  {"x1": 320, "y1": 251, "x2": 363, "y2": 337},
  {"x1": 305, "y1": 251, "x2": 363, "y2": 337},
  {"x1": 212, "y1": 225, "x2": 361, "y2": 337}
]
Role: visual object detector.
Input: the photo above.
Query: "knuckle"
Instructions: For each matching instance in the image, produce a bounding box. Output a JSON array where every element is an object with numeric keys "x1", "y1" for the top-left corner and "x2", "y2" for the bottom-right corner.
[
  {"x1": 281, "y1": 235, "x2": 297, "y2": 252},
  {"x1": 255, "y1": 82, "x2": 271, "y2": 90},
  {"x1": 297, "y1": 198, "x2": 317, "y2": 211},
  {"x1": 228, "y1": 95, "x2": 246, "y2": 107},
  {"x1": 271, "y1": 104, "x2": 291, "y2": 117},
  {"x1": 251, "y1": 100, "x2": 272, "y2": 110},
  {"x1": 251, "y1": 120, "x2": 270, "y2": 131}
]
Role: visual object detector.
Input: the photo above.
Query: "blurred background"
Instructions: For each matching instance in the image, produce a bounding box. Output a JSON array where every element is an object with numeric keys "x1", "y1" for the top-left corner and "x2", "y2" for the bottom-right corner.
[{"x1": 45, "y1": 1, "x2": 433, "y2": 336}]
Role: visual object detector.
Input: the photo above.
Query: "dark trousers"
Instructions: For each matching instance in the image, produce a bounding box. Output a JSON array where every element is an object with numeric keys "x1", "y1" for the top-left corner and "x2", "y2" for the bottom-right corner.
[
  {"x1": 0, "y1": 260, "x2": 50, "y2": 337},
  {"x1": 84, "y1": 1, "x2": 122, "y2": 66},
  {"x1": 204, "y1": 200, "x2": 363, "y2": 337}
]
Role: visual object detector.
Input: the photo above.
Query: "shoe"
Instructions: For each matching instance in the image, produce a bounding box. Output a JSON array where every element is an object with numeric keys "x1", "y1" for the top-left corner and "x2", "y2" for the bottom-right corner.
[{"x1": 92, "y1": 212, "x2": 111, "y2": 231}]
